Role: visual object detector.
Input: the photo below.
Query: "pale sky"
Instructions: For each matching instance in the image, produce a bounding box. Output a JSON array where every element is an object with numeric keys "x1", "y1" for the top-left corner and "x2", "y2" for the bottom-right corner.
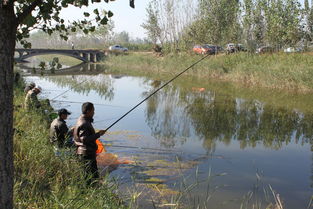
[
  {"x1": 60, "y1": 1, "x2": 149, "y2": 39},
  {"x1": 60, "y1": 0, "x2": 307, "y2": 40}
]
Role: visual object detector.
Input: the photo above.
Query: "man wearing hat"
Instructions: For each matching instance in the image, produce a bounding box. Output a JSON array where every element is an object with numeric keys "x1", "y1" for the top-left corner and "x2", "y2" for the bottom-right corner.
[
  {"x1": 24, "y1": 82, "x2": 36, "y2": 94},
  {"x1": 50, "y1": 108, "x2": 72, "y2": 148},
  {"x1": 24, "y1": 86, "x2": 42, "y2": 110}
]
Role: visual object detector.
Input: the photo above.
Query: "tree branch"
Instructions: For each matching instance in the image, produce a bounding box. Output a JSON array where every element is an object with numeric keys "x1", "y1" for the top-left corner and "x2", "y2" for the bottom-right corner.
[{"x1": 16, "y1": 0, "x2": 43, "y2": 24}]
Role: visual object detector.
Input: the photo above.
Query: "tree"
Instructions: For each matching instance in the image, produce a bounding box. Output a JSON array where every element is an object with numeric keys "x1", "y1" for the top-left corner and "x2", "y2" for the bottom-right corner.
[
  {"x1": 112, "y1": 30, "x2": 130, "y2": 44},
  {"x1": 141, "y1": 0, "x2": 162, "y2": 45},
  {"x1": 253, "y1": 0, "x2": 266, "y2": 46},
  {"x1": 309, "y1": 2, "x2": 313, "y2": 40},
  {"x1": 184, "y1": 0, "x2": 241, "y2": 45},
  {"x1": 0, "y1": 1, "x2": 134, "y2": 208},
  {"x1": 305, "y1": 0, "x2": 310, "y2": 13}
]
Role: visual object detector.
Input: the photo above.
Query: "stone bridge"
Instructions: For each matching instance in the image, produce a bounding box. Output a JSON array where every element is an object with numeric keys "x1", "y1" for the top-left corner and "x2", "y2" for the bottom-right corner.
[{"x1": 15, "y1": 48, "x2": 106, "y2": 63}]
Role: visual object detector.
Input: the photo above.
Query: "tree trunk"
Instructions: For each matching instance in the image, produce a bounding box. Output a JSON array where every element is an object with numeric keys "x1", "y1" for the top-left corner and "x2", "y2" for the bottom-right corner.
[{"x1": 0, "y1": 4, "x2": 17, "y2": 209}]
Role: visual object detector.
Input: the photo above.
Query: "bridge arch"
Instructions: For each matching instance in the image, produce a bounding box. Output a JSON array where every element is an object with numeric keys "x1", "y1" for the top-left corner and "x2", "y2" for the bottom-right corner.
[{"x1": 15, "y1": 48, "x2": 105, "y2": 63}]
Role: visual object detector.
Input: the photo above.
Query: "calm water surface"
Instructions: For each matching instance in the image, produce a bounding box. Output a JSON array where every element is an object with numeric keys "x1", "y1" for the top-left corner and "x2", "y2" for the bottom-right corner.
[{"x1": 23, "y1": 65, "x2": 313, "y2": 209}]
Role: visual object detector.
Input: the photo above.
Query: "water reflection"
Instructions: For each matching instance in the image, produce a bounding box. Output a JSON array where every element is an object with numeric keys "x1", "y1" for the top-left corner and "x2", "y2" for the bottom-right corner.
[
  {"x1": 144, "y1": 81, "x2": 313, "y2": 151},
  {"x1": 45, "y1": 74, "x2": 115, "y2": 100},
  {"x1": 20, "y1": 63, "x2": 115, "y2": 100},
  {"x1": 18, "y1": 63, "x2": 106, "y2": 75},
  {"x1": 22, "y1": 70, "x2": 313, "y2": 208}
]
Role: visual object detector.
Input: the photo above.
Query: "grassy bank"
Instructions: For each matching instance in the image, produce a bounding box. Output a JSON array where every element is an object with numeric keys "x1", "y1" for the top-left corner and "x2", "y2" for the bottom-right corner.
[
  {"x1": 105, "y1": 52, "x2": 313, "y2": 93},
  {"x1": 13, "y1": 81, "x2": 126, "y2": 208}
]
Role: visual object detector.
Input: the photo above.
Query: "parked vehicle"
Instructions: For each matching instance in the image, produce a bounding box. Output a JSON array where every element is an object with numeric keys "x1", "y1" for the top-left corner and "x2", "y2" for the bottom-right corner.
[
  {"x1": 205, "y1": 44, "x2": 224, "y2": 54},
  {"x1": 226, "y1": 43, "x2": 236, "y2": 54},
  {"x1": 193, "y1": 44, "x2": 216, "y2": 55},
  {"x1": 226, "y1": 43, "x2": 246, "y2": 54},
  {"x1": 236, "y1": 44, "x2": 247, "y2": 52},
  {"x1": 256, "y1": 46, "x2": 274, "y2": 54},
  {"x1": 283, "y1": 47, "x2": 302, "y2": 53},
  {"x1": 109, "y1": 45, "x2": 128, "y2": 52}
]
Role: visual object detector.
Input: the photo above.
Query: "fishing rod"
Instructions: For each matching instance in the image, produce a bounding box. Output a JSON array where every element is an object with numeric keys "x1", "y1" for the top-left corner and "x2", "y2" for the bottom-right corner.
[{"x1": 103, "y1": 54, "x2": 211, "y2": 132}]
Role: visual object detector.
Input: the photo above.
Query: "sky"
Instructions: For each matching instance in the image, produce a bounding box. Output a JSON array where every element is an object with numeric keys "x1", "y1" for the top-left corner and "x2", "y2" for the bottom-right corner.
[
  {"x1": 60, "y1": 1, "x2": 149, "y2": 39},
  {"x1": 60, "y1": 0, "x2": 307, "y2": 40}
]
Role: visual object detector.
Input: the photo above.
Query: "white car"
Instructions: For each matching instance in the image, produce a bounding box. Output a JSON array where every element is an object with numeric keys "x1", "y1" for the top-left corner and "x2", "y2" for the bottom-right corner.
[
  {"x1": 283, "y1": 47, "x2": 302, "y2": 53},
  {"x1": 109, "y1": 45, "x2": 128, "y2": 52}
]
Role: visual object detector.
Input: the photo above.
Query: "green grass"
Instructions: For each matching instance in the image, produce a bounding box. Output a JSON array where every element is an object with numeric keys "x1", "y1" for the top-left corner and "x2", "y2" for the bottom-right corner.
[
  {"x1": 105, "y1": 52, "x2": 313, "y2": 93},
  {"x1": 13, "y1": 81, "x2": 126, "y2": 208}
]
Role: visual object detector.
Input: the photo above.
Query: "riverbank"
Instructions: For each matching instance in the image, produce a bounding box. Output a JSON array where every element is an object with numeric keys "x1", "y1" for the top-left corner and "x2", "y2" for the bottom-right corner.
[
  {"x1": 105, "y1": 52, "x2": 313, "y2": 93},
  {"x1": 13, "y1": 81, "x2": 125, "y2": 208}
]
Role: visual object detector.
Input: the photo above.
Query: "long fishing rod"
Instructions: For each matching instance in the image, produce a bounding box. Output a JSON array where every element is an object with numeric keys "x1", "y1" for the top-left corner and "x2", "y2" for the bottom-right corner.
[{"x1": 103, "y1": 54, "x2": 210, "y2": 132}]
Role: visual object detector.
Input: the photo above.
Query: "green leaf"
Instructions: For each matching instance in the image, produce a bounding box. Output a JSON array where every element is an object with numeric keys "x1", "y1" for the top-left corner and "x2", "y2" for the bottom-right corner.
[
  {"x1": 47, "y1": 29, "x2": 53, "y2": 35},
  {"x1": 100, "y1": 16, "x2": 108, "y2": 25},
  {"x1": 93, "y1": 9, "x2": 99, "y2": 15},
  {"x1": 83, "y1": 12, "x2": 90, "y2": 17},
  {"x1": 108, "y1": 11, "x2": 113, "y2": 18},
  {"x1": 23, "y1": 42, "x2": 32, "y2": 49},
  {"x1": 89, "y1": 26, "x2": 95, "y2": 32},
  {"x1": 24, "y1": 15, "x2": 36, "y2": 27},
  {"x1": 57, "y1": 63, "x2": 62, "y2": 69}
]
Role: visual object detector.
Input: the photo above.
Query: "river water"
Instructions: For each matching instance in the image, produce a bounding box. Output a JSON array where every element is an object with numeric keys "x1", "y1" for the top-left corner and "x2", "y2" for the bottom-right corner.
[{"x1": 21, "y1": 63, "x2": 312, "y2": 209}]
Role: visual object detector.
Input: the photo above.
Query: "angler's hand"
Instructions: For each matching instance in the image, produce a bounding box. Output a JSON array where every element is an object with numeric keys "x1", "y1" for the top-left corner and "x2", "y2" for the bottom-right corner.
[{"x1": 97, "y1": 130, "x2": 106, "y2": 136}]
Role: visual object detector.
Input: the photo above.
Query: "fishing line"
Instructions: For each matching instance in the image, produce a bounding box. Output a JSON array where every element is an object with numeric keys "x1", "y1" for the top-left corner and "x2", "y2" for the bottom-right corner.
[
  {"x1": 93, "y1": 117, "x2": 120, "y2": 124},
  {"x1": 51, "y1": 99, "x2": 125, "y2": 108},
  {"x1": 104, "y1": 54, "x2": 211, "y2": 132},
  {"x1": 104, "y1": 144, "x2": 225, "y2": 159},
  {"x1": 50, "y1": 79, "x2": 88, "y2": 100}
]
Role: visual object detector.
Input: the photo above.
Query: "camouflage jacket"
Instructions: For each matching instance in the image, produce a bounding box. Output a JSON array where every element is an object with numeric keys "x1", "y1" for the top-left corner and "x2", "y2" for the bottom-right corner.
[
  {"x1": 24, "y1": 90, "x2": 41, "y2": 110},
  {"x1": 49, "y1": 117, "x2": 69, "y2": 148}
]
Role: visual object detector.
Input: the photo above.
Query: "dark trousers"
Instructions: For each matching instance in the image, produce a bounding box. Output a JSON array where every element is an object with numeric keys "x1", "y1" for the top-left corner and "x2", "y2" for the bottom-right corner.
[{"x1": 79, "y1": 155, "x2": 99, "y2": 185}]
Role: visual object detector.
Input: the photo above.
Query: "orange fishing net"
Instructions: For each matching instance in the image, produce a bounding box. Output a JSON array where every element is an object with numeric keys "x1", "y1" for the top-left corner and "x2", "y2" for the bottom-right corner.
[
  {"x1": 96, "y1": 139, "x2": 106, "y2": 154},
  {"x1": 96, "y1": 153, "x2": 134, "y2": 166}
]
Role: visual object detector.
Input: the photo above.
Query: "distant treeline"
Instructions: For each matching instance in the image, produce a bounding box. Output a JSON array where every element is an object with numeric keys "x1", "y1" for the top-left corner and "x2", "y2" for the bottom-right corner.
[
  {"x1": 19, "y1": 20, "x2": 152, "y2": 51},
  {"x1": 19, "y1": 0, "x2": 313, "y2": 53},
  {"x1": 142, "y1": 0, "x2": 313, "y2": 52}
]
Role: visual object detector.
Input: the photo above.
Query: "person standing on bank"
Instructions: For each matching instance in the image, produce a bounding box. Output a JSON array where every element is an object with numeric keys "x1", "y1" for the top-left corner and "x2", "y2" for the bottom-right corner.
[
  {"x1": 73, "y1": 102, "x2": 106, "y2": 184},
  {"x1": 24, "y1": 82, "x2": 35, "y2": 94},
  {"x1": 24, "y1": 86, "x2": 42, "y2": 110},
  {"x1": 50, "y1": 108, "x2": 72, "y2": 149}
]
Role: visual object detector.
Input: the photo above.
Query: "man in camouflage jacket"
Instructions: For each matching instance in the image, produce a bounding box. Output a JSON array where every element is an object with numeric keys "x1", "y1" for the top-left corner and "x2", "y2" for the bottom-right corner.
[{"x1": 50, "y1": 108, "x2": 72, "y2": 148}]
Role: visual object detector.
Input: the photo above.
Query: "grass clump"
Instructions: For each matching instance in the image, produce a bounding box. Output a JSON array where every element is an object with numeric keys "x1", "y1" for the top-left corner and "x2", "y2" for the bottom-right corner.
[{"x1": 13, "y1": 81, "x2": 126, "y2": 208}]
